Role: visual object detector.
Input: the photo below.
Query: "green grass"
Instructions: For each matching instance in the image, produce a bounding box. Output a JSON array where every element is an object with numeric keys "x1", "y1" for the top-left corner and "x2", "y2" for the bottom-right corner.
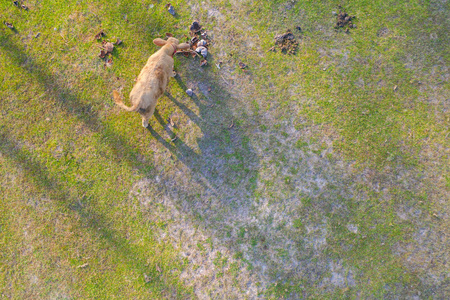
[{"x1": 1, "y1": 0, "x2": 449, "y2": 299}]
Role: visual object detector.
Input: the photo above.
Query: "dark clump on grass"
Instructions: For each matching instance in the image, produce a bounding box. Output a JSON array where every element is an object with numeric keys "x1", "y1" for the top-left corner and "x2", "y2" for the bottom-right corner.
[
  {"x1": 4, "y1": 21, "x2": 14, "y2": 29},
  {"x1": 335, "y1": 6, "x2": 357, "y2": 31},
  {"x1": 189, "y1": 20, "x2": 202, "y2": 35},
  {"x1": 269, "y1": 29, "x2": 299, "y2": 55},
  {"x1": 176, "y1": 20, "x2": 211, "y2": 66},
  {"x1": 95, "y1": 29, "x2": 105, "y2": 40},
  {"x1": 95, "y1": 30, "x2": 122, "y2": 67}
]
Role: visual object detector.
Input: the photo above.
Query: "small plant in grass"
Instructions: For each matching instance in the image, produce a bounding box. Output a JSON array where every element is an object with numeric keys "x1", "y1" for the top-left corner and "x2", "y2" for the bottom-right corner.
[{"x1": 293, "y1": 218, "x2": 303, "y2": 230}]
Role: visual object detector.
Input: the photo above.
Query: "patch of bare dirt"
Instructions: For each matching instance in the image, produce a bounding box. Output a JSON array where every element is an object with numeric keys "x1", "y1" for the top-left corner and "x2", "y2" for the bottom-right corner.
[{"x1": 377, "y1": 27, "x2": 390, "y2": 37}]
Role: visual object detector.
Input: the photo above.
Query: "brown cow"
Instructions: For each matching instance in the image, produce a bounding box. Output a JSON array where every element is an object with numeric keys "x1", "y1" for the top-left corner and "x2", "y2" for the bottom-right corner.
[{"x1": 113, "y1": 37, "x2": 190, "y2": 127}]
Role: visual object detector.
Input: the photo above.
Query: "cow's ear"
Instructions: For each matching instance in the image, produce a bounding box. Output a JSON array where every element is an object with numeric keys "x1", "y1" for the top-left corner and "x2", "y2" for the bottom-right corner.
[
  {"x1": 153, "y1": 38, "x2": 167, "y2": 47},
  {"x1": 177, "y1": 43, "x2": 190, "y2": 50}
]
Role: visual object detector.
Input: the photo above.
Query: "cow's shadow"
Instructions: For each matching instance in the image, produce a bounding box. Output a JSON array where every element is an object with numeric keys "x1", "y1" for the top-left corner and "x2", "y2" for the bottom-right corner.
[{"x1": 145, "y1": 64, "x2": 260, "y2": 229}]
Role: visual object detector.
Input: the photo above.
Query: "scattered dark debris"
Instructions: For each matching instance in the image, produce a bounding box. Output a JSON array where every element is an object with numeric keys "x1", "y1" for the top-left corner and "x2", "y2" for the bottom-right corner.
[
  {"x1": 239, "y1": 62, "x2": 247, "y2": 69},
  {"x1": 4, "y1": 22, "x2": 14, "y2": 29},
  {"x1": 269, "y1": 29, "x2": 299, "y2": 55},
  {"x1": 176, "y1": 20, "x2": 212, "y2": 66},
  {"x1": 102, "y1": 41, "x2": 114, "y2": 53},
  {"x1": 97, "y1": 33, "x2": 122, "y2": 64},
  {"x1": 296, "y1": 26, "x2": 302, "y2": 31},
  {"x1": 14, "y1": 1, "x2": 28, "y2": 10},
  {"x1": 335, "y1": 6, "x2": 356, "y2": 31},
  {"x1": 105, "y1": 58, "x2": 113, "y2": 68},
  {"x1": 196, "y1": 46, "x2": 208, "y2": 58},
  {"x1": 189, "y1": 21, "x2": 202, "y2": 35},
  {"x1": 275, "y1": 30, "x2": 295, "y2": 44},
  {"x1": 166, "y1": 4, "x2": 175, "y2": 16},
  {"x1": 95, "y1": 30, "x2": 105, "y2": 40},
  {"x1": 189, "y1": 36, "x2": 199, "y2": 47},
  {"x1": 99, "y1": 50, "x2": 107, "y2": 58},
  {"x1": 188, "y1": 21, "x2": 209, "y2": 42},
  {"x1": 99, "y1": 42, "x2": 114, "y2": 60},
  {"x1": 144, "y1": 274, "x2": 151, "y2": 283}
]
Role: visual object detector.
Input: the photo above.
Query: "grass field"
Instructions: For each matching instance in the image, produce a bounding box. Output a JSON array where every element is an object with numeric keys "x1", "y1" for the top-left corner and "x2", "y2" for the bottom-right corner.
[{"x1": 0, "y1": 0, "x2": 448, "y2": 299}]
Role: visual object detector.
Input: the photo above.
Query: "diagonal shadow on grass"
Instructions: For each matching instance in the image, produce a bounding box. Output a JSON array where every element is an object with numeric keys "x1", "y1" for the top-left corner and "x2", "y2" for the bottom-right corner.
[{"x1": 0, "y1": 128, "x2": 191, "y2": 298}]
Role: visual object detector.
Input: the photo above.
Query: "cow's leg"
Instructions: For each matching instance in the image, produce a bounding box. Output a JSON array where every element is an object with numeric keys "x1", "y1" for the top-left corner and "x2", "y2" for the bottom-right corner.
[{"x1": 141, "y1": 103, "x2": 156, "y2": 128}]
